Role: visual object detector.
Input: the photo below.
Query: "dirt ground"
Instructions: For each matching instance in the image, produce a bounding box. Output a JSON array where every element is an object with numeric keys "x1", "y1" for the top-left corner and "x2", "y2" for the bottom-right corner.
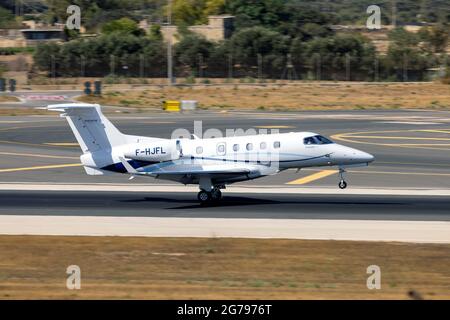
[
  {"x1": 77, "y1": 82, "x2": 450, "y2": 111},
  {"x1": 0, "y1": 236, "x2": 448, "y2": 299},
  {"x1": 0, "y1": 95, "x2": 19, "y2": 103}
]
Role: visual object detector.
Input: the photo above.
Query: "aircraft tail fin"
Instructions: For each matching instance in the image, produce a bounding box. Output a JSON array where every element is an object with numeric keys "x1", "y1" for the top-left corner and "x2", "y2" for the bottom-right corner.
[{"x1": 47, "y1": 103, "x2": 127, "y2": 153}]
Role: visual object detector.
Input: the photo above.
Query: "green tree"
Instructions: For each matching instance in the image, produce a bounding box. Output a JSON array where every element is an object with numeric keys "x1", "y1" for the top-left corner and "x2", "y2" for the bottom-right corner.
[
  {"x1": 225, "y1": 0, "x2": 287, "y2": 30},
  {"x1": 43, "y1": 0, "x2": 162, "y2": 31},
  {"x1": 175, "y1": 34, "x2": 214, "y2": 76},
  {"x1": 101, "y1": 18, "x2": 144, "y2": 36},
  {"x1": 0, "y1": 7, "x2": 19, "y2": 28},
  {"x1": 419, "y1": 24, "x2": 449, "y2": 53},
  {"x1": 384, "y1": 45, "x2": 433, "y2": 80},
  {"x1": 33, "y1": 42, "x2": 62, "y2": 76},
  {"x1": 388, "y1": 28, "x2": 420, "y2": 47},
  {"x1": 149, "y1": 25, "x2": 163, "y2": 41},
  {"x1": 225, "y1": 0, "x2": 332, "y2": 37},
  {"x1": 170, "y1": 0, "x2": 226, "y2": 26},
  {"x1": 204, "y1": 0, "x2": 226, "y2": 16},
  {"x1": 303, "y1": 34, "x2": 376, "y2": 80},
  {"x1": 386, "y1": 26, "x2": 438, "y2": 80},
  {"x1": 34, "y1": 33, "x2": 166, "y2": 77},
  {"x1": 225, "y1": 26, "x2": 290, "y2": 77},
  {"x1": 171, "y1": 0, "x2": 206, "y2": 26}
]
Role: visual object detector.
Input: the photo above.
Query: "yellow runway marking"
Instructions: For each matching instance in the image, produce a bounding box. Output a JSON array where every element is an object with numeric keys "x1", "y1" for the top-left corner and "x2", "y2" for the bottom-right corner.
[
  {"x1": 141, "y1": 121, "x2": 176, "y2": 124},
  {"x1": 366, "y1": 143, "x2": 450, "y2": 146},
  {"x1": 418, "y1": 129, "x2": 450, "y2": 134},
  {"x1": 0, "y1": 125, "x2": 57, "y2": 132},
  {"x1": 44, "y1": 143, "x2": 79, "y2": 146},
  {"x1": 0, "y1": 125, "x2": 78, "y2": 149},
  {"x1": 0, "y1": 139, "x2": 77, "y2": 148},
  {"x1": 0, "y1": 163, "x2": 82, "y2": 173},
  {"x1": 341, "y1": 135, "x2": 450, "y2": 141},
  {"x1": 0, "y1": 121, "x2": 25, "y2": 123},
  {"x1": 287, "y1": 170, "x2": 338, "y2": 185},
  {"x1": 0, "y1": 151, "x2": 78, "y2": 160},
  {"x1": 347, "y1": 170, "x2": 450, "y2": 177},
  {"x1": 376, "y1": 161, "x2": 450, "y2": 168},
  {"x1": 254, "y1": 126, "x2": 295, "y2": 129},
  {"x1": 331, "y1": 130, "x2": 450, "y2": 151}
]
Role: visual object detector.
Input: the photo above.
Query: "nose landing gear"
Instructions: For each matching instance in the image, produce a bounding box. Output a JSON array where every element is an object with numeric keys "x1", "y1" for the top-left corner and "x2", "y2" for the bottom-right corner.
[
  {"x1": 338, "y1": 180, "x2": 347, "y2": 189},
  {"x1": 338, "y1": 168, "x2": 347, "y2": 189}
]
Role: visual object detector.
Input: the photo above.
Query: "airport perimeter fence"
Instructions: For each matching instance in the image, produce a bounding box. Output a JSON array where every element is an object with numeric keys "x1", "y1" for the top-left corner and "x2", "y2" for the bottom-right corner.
[{"x1": 32, "y1": 51, "x2": 449, "y2": 84}]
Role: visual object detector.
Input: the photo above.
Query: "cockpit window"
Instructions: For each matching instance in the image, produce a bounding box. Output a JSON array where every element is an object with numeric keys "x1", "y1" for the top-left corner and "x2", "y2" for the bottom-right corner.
[
  {"x1": 315, "y1": 135, "x2": 333, "y2": 144},
  {"x1": 304, "y1": 137, "x2": 316, "y2": 145},
  {"x1": 303, "y1": 135, "x2": 334, "y2": 145}
]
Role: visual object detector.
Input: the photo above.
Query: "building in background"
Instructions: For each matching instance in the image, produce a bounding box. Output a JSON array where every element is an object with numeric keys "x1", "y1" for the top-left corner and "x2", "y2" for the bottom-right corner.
[
  {"x1": 20, "y1": 27, "x2": 65, "y2": 46},
  {"x1": 0, "y1": 21, "x2": 65, "y2": 48},
  {"x1": 148, "y1": 15, "x2": 235, "y2": 44}
]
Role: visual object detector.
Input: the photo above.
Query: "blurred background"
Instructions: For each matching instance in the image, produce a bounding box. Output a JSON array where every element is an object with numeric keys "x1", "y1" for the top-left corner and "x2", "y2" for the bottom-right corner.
[{"x1": 0, "y1": 0, "x2": 449, "y2": 86}]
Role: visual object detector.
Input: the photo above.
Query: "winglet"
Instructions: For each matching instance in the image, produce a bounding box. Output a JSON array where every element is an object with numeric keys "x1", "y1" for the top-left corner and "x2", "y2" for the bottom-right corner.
[{"x1": 47, "y1": 103, "x2": 101, "y2": 118}]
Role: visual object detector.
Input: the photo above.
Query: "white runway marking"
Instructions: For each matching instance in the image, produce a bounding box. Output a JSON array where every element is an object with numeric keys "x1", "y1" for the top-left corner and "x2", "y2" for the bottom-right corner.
[
  {"x1": 375, "y1": 121, "x2": 440, "y2": 125},
  {"x1": 0, "y1": 216, "x2": 448, "y2": 244},
  {"x1": 0, "y1": 183, "x2": 450, "y2": 196}
]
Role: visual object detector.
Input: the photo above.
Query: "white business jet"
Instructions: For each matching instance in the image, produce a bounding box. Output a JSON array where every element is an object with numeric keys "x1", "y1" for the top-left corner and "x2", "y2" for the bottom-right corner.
[{"x1": 48, "y1": 103, "x2": 374, "y2": 203}]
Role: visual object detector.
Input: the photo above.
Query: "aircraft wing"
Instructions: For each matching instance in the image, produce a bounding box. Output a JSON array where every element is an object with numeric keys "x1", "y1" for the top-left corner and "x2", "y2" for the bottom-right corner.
[
  {"x1": 149, "y1": 167, "x2": 252, "y2": 176},
  {"x1": 118, "y1": 157, "x2": 272, "y2": 178}
]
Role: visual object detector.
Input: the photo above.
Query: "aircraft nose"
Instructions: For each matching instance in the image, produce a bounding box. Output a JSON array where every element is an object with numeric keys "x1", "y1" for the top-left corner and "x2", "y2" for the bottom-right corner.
[
  {"x1": 333, "y1": 146, "x2": 374, "y2": 165},
  {"x1": 357, "y1": 150, "x2": 375, "y2": 163}
]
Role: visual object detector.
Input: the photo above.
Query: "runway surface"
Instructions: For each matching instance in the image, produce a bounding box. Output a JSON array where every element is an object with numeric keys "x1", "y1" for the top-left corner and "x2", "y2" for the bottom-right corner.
[
  {"x1": 0, "y1": 108, "x2": 449, "y2": 241},
  {"x1": 0, "y1": 190, "x2": 448, "y2": 221}
]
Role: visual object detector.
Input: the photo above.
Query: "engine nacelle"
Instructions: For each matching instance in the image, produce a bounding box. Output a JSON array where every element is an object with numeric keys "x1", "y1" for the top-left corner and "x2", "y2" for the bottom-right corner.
[{"x1": 123, "y1": 141, "x2": 178, "y2": 162}]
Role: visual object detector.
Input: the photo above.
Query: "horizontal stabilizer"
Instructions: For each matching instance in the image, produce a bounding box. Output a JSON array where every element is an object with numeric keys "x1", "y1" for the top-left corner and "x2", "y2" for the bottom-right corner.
[
  {"x1": 84, "y1": 166, "x2": 110, "y2": 176},
  {"x1": 118, "y1": 157, "x2": 140, "y2": 175},
  {"x1": 47, "y1": 103, "x2": 101, "y2": 114}
]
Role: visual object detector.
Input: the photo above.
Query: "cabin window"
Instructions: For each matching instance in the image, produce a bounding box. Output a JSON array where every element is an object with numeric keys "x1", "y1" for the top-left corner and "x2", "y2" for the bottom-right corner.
[
  {"x1": 233, "y1": 144, "x2": 239, "y2": 152},
  {"x1": 273, "y1": 141, "x2": 281, "y2": 149},
  {"x1": 217, "y1": 143, "x2": 226, "y2": 155},
  {"x1": 260, "y1": 142, "x2": 267, "y2": 149},
  {"x1": 196, "y1": 146, "x2": 203, "y2": 154},
  {"x1": 246, "y1": 143, "x2": 253, "y2": 151}
]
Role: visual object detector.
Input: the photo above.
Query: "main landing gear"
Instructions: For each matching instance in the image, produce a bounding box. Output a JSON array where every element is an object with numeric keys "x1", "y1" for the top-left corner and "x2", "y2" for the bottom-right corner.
[
  {"x1": 338, "y1": 168, "x2": 348, "y2": 189},
  {"x1": 197, "y1": 186, "x2": 223, "y2": 204},
  {"x1": 197, "y1": 190, "x2": 211, "y2": 203}
]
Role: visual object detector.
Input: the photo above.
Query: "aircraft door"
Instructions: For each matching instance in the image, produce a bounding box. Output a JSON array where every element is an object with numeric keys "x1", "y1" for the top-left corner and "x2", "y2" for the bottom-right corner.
[{"x1": 176, "y1": 140, "x2": 183, "y2": 157}]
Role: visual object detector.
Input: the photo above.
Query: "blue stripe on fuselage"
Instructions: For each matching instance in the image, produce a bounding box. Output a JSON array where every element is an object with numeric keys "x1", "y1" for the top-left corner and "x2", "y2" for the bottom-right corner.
[{"x1": 101, "y1": 160, "x2": 159, "y2": 173}]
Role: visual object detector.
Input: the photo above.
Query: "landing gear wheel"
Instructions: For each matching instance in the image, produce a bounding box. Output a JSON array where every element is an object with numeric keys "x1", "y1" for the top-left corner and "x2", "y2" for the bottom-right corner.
[
  {"x1": 197, "y1": 190, "x2": 211, "y2": 203},
  {"x1": 338, "y1": 168, "x2": 347, "y2": 189},
  {"x1": 211, "y1": 189, "x2": 222, "y2": 201},
  {"x1": 339, "y1": 180, "x2": 347, "y2": 189}
]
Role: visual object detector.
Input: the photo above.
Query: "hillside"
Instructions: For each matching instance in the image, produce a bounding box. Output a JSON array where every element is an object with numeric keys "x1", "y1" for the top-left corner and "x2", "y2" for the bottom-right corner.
[{"x1": 1, "y1": 0, "x2": 449, "y2": 29}]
